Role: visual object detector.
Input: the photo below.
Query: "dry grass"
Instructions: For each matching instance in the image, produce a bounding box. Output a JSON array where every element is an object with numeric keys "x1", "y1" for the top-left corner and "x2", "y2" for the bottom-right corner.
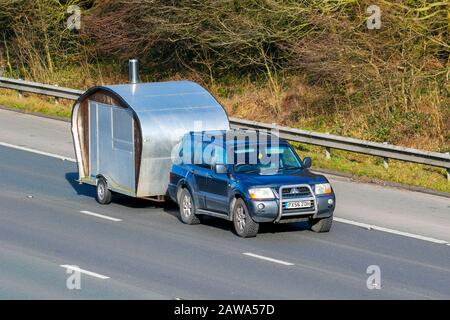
[{"x1": 214, "y1": 75, "x2": 449, "y2": 153}]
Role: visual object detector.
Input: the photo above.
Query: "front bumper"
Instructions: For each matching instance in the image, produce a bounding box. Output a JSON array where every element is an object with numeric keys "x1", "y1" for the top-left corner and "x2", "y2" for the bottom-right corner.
[{"x1": 247, "y1": 188, "x2": 335, "y2": 223}]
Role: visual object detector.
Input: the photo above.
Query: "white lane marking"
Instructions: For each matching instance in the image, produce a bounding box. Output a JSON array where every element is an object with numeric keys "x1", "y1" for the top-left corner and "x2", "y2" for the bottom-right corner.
[
  {"x1": 80, "y1": 210, "x2": 122, "y2": 222},
  {"x1": 334, "y1": 217, "x2": 449, "y2": 245},
  {"x1": 60, "y1": 265, "x2": 110, "y2": 279},
  {"x1": 243, "y1": 252, "x2": 294, "y2": 266},
  {"x1": 0, "y1": 141, "x2": 76, "y2": 162}
]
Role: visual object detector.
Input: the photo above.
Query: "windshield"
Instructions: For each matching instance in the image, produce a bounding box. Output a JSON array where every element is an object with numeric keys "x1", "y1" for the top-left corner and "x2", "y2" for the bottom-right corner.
[{"x1": 229, "y1": 144, "x2": 302, "y2": 174}]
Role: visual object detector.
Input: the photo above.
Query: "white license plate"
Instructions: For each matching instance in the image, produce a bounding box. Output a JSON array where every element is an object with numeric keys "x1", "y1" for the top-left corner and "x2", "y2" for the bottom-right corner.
[{"x1": 286, "y1": 201, "x2": 311, "y2": 209}]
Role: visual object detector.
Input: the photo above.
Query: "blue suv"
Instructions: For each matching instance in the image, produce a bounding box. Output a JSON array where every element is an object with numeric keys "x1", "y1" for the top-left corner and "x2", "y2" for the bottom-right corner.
[{"x1": 168, "y1": 130, "x2": 335, "y2": 237}]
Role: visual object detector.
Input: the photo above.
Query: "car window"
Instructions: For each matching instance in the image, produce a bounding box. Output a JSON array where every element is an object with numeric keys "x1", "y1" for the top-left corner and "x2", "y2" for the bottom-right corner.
[
  {"x1": 180, "y1": 135, "x2": 194, "y2": 164},
  {"x1": 277, "y1": 146, "x2": 300, "y2": 168},
  {"x1": 193, "y1": 141, "x2": 213, "y2": 169},
  {"x1": 211, "y1": 145, "x2": 226, "y2": 166},
  {"x1": 230, "y1": 144, "x2": 302, "y2": 173}
]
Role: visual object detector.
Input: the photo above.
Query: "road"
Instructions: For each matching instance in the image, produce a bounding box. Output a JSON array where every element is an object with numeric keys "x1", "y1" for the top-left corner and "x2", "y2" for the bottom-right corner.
[
  {"x1": 1, "y1": 108, "x2": 449, "y2": 241},
  {"x1": 0, "y1": 108, "x2": 449, "y2": 299}
]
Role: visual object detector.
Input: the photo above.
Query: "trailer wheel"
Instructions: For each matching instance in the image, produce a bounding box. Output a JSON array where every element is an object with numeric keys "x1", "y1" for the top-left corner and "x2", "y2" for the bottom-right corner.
[
  {"x1": 309, "y1": 216, "x2": 333, "y2": 233},
  {"x1": 178, "y1": 188, "x2": 200, "y2": 225},
  {"x1": 96, "y1": 178, "x2": 112, "y2": 205},
  {"x1": 232, "y1": 198, "x2": 259, "y2": 238}
]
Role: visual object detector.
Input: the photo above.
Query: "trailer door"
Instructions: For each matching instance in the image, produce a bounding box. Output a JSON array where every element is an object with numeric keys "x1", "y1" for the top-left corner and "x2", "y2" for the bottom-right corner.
[
  {"x1": 109, "y1": 105, "x2": 135, "y2": 193},
  {"x1": 89, "y1": 101, "x2": 135, "y2": 195}
]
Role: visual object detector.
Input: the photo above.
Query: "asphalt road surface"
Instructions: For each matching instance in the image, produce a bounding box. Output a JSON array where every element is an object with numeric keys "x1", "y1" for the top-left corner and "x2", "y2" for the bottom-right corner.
[{"x1": 0, "y1": 108, "x2": 449, "y2": 299}]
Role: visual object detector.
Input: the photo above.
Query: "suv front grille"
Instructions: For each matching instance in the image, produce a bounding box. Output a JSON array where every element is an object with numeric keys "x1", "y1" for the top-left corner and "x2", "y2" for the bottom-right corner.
[{"x1": 281, "y1": 186, "x2": 312, "y2": 199}]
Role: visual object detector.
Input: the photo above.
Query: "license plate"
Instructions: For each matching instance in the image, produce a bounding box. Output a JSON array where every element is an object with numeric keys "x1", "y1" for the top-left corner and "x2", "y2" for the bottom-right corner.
[{"x1": 285, "y1": 200, "x2": 311, "y2": 209}]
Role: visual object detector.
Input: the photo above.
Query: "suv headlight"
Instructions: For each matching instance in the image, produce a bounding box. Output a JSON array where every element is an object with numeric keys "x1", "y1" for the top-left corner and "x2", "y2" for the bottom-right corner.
[
  {"x1": 249, "y1": 188, "x2": 275, "y2": 200},
  {"x1": 314, "y1": 183, "x2": 332, "y2": 195}
]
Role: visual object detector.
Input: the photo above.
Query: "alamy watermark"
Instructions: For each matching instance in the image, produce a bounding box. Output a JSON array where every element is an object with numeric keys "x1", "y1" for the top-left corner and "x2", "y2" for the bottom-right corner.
[
  {"x1": 169, "y1": 120, "x2": 282, "y2": 174},
  {"x1": 366, "y1": 265, "x2": 381, "y2": 290},
  {"x1": 64, "y1": 265, "x2": 81, "y2": 290},
  {"x1": 67, "y1": 5, "x2": 81, "y2": 31},
  {"x1": 367, "y1": 5, "x2": 382, "y2": 30}
]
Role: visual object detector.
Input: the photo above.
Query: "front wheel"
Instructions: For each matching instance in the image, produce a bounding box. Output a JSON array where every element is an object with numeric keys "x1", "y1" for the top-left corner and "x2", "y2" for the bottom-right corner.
[
  {"x1": 309, "y1": 216, "x2": 333, "y2": 233},
  {"x1": 232, "y1": 199, "x2": 259, "y2": 238},
  {"x1": 96, "y1": 178, "x2": 112, "y2": 205},
  {"x1": 178, "y1": 188, "x2": 201, "y2": 225}
]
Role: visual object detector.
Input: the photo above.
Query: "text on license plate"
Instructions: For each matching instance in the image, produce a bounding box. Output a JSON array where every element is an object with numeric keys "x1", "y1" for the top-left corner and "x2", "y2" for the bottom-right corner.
[{"x1": 285, "y1": 200, "x2": 312, "y2": 209}]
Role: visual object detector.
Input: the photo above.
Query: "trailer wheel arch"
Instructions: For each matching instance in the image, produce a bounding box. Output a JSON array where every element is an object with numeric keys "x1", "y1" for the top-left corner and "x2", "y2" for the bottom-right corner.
[{"x1": 96, "y1": 174, "x2": 108, "y2": 188}]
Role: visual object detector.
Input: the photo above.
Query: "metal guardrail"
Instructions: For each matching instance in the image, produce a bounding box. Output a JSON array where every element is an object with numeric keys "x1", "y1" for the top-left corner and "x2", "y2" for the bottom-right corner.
[
  {"x1": 1, "y1": 76, "x2": 449, "y2": 180},
  {"x1": 0, "y1": 77, "x2": 83, "y2": 100},
  {"x1": 229, "y1": 118, "x2": 450, "y2": 170}
]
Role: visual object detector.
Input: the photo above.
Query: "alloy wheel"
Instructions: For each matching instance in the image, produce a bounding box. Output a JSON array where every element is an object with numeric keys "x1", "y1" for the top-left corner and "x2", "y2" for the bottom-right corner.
[
  {"x1": 236, "y1": 205, "x2": 246, "y2": 231},
  {"x1": 182, "y1": 194, "x2": 192, "y2": 218}
]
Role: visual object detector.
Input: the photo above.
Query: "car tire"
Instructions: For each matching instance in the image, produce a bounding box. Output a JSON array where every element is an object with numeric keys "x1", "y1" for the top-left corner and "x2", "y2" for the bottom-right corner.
[
  {"x1": 309, "y1": 215, "x2": 333, "y2": 233},
  {"x1": 178, "y1": 188, "x2": 201, "y2": 225},
  {"x1": 232, "y1": 198, "x2": 259, "y2": 238},
  {"x1": 96, "y1": 178, "x2": 112, "y2": 205}
]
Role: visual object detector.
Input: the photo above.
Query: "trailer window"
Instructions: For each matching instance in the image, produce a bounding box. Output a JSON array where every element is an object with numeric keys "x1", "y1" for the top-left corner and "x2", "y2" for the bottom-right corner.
[{"x1": 112, "y1": 107, "x2": 133, "y2": 152}]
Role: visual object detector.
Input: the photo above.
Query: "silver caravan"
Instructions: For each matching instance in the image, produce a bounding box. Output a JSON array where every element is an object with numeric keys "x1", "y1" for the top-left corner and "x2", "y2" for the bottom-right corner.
[{"x1": 71, "y1": 79, "x2": 230, "y2": 203}]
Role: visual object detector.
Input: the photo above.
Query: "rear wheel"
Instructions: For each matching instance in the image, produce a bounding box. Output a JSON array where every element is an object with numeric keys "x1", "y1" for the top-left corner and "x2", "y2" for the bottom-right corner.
[
  {"x1": 96, "y1": 178, "x2": 112, "y2": 205},
  {"x1": 309, "y1": 216, "x2": 333, "y2": 232},
  {"x1": 178, "y1": 188, "x2": 201, "y2": 225},
  {"x1": 232, "y1": 198, "x2": 259, "y2": 238}
]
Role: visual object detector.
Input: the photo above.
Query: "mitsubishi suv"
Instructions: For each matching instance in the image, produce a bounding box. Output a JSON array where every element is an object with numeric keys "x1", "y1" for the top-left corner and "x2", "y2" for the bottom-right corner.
[{"x1": 168, "y1": 130, "x2": 335, "y2": 237}]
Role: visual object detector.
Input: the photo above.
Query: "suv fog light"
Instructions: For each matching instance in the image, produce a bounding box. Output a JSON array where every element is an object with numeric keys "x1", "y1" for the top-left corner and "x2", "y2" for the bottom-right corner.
[
  {"x1": 328, "y1": 199, "x2": 334, "y2": 205},
  {"x1": 257, "y1": 203, "x2": 265, "y2": 210}
]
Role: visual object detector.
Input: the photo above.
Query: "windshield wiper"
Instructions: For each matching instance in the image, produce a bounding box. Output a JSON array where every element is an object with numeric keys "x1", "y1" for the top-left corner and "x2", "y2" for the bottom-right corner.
[{"x1": 240, "y1": 169, "x2": 260, "y2": 174}]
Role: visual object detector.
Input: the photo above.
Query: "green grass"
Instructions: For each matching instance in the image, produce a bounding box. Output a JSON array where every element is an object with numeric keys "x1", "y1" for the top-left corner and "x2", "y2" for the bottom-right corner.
[
  {"x1": 0, "y1": 89, "x2": 72, "y2": 118},
  {"x1": 0, "y1": 90, "x2": 448, "y2": 194}
]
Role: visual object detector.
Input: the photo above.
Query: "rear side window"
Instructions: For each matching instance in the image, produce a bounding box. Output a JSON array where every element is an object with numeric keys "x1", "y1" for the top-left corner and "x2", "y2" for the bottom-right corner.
[
  {"x1": 193, "y1": 141, "x2": 214, "y2": 169},
  {"x1": 211, "y1": 145, "x2": 226, "y2": 165},
  {"x1": 180, "y1": 135, "x2": 194, "y2": 164}
]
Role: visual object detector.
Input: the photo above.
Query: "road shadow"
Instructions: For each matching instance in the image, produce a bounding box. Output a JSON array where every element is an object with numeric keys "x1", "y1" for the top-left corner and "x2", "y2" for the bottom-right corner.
[
  {"x1": 163, "y1": 205, "x2": 310, "y2": 235},
  {"x1": 65, "y1": 172, "x2": 96, "y2": 198},
  {"x1": 259, "y1": 221, "x2": 310, "y2": 234},
  {"x1": 65, "y1": 172, "x2": 171, "y2": 210},
  {"x1": 66, "y1": 172, "x2": 311, "y2": 235}
]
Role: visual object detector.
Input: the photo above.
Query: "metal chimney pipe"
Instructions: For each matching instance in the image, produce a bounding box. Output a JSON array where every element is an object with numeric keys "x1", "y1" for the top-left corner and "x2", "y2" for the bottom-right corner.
[{"x1": 129, "y1": 59, "x2": 139, "y2": 84}]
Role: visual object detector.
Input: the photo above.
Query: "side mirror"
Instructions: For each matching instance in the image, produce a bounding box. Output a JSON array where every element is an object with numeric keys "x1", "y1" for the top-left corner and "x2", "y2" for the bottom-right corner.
[
  {"x1": 214, "y1": 164, "x2": 228, "y2": 174},
  {"x1": 303, "y1": 157, "x2": 312, "y2": 169}
]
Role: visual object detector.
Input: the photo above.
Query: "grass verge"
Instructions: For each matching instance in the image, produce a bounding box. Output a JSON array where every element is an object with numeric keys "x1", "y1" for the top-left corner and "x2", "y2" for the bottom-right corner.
[{"x1": 0, "y1": 89, "x2": 72, "y2": 119}]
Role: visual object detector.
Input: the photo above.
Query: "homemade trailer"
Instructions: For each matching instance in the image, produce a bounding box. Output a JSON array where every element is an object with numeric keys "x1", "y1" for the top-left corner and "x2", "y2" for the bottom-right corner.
[{"x1": 71, "y1": 62, "x2": 230, "y2": 202}]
